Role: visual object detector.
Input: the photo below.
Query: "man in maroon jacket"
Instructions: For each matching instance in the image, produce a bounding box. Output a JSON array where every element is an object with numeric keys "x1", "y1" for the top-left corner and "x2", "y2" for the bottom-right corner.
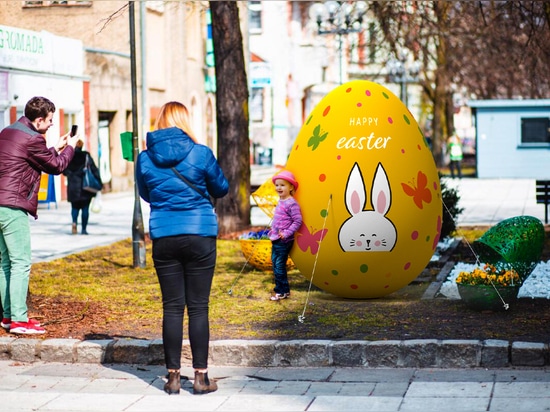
[{"x1": 0, "y1": 96, "x2": 79, "y2": 335}]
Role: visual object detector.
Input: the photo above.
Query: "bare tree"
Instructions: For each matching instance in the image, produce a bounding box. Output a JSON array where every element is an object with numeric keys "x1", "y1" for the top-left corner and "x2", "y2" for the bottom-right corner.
[
  {"x1": 453, "y1": 1, "x2": 550, "y2": 99},
  {"x1": 368, "y1": 1, "x2": 550, "y2": 167},
  {"x1": 209, "y1": 1, "x2": 251, "y2": 235},
  {"x1": 369, "y1": 1, "x2": 456, "y2": 166}
]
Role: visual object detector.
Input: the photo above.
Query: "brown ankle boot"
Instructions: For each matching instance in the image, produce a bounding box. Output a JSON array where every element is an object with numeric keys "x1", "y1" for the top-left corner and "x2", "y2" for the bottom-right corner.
[
  {"x1": 164, "y1": 370, "x2": 181, "y2": 395},
  {"x1": 193, "y1": 371, "x2": 218, "y2": 395}
]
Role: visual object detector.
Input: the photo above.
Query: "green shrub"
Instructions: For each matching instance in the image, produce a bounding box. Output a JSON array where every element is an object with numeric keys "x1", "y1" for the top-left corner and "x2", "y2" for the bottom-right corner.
[{"x1": 440, "y1": 176, "x2": 464, "y2": 239}]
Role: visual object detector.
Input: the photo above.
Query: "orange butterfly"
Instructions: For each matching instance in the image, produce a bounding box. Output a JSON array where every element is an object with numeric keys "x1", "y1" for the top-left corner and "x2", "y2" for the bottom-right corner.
[{"x1": 401, "y1": 171, "x2": 432, "y2": 209}]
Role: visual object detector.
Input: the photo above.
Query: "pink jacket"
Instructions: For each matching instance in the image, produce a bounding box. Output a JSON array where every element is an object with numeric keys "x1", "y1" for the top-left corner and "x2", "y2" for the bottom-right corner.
[{"x1": 269, "y1": 197, "x2": 303, "y2": 242}]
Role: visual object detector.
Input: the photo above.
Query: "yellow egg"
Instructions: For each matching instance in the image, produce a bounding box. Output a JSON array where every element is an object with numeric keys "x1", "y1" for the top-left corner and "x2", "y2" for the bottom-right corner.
[{"x1": 285, "y1": 80, "x2": 442, "y2": 298}]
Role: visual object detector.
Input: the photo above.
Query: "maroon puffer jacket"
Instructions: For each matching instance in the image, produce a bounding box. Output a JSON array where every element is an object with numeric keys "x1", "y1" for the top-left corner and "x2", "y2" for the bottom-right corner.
[{"x1": 0, "y1": 117, "x2": 75, "y2": 218}]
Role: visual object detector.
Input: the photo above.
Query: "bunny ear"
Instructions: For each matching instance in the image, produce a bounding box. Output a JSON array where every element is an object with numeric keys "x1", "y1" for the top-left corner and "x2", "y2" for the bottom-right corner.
[
  {"x1": 345, "y1": 163, "x2": 366, "y2": 216},
  {"x1": 371, "y1": 163, "x2": 392, "y2": 216}
]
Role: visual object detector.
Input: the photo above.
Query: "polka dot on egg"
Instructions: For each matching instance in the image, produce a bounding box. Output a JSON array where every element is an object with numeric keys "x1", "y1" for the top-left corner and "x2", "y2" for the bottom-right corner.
[
  {"x1": 388, "y1": 117, "x2": 393, "y2": 124},
  {"x1": 411, "y1": 231, "x2": 419, "y2": 240},
  {"x1": 365, "y1": 90, "x2": 371, "y2": 96},
  {"x1": 404, "y1": 262, "x2": 411, "y2": 270},
  {"x1": 319, "y1": 174, "x2": 326, "y2": 182},
  {"x1": 323, "y1": 106, "x2": 331, "y2": 116},
  {"x1": 350, "y1": 284, "x2": 358, "y2": 290},
  {"x1": 357, "y1": 102, "x2": 362, "y2": 107},
  {"x1": 346, "y1": 87, "x2": 352, "y2": 93}
]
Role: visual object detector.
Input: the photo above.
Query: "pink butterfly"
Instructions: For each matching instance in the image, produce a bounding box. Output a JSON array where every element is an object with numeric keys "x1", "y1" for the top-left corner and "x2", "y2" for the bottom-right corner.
[{"x1": 296, "y1": 225, "x2": 328, "y2": 255}]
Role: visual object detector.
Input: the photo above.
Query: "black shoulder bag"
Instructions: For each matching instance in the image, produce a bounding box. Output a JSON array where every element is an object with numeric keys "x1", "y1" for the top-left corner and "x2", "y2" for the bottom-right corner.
[{"x1": 171, "y1": 167, "x2": 214, "y2": 207}]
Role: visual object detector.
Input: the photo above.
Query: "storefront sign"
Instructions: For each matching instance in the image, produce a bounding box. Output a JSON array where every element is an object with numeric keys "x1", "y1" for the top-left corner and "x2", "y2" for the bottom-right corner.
[{"x1": 0, "y1": 25, "x2": 82, "y2": 76}]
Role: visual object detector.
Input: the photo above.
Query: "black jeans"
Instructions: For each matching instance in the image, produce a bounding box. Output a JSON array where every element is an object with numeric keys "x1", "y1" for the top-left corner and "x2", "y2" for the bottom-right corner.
[
  {"x1": 152, "y1": 235, "x2": 216, "y2": 370},
  {"x1": 271, "y1": 239, "x2": 293, "y2": 295}
]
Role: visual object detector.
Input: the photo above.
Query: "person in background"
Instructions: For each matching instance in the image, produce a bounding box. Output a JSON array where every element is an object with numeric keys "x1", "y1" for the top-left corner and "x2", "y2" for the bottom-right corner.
[
  {"x1": 447, "y1": 132, "x2": 464, "y2": 179},
  {"x1": 268, "y1": 170, "x2": 302, "y2": 301},
  {"x1": 136, "y1": 101, "x2": 229, "y2": 395},
  {"x1": 0, "y1": 96, "x2": 79, "y2": 335},
  {"x1": 63, "y1": 139, "x2": 102, "y2": 235}
]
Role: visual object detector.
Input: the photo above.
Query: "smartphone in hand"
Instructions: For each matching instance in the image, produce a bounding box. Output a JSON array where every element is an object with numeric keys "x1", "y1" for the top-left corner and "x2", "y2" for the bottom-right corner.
[{"x1": 70, "y1": 125, "x2": 78, "y2": 137}]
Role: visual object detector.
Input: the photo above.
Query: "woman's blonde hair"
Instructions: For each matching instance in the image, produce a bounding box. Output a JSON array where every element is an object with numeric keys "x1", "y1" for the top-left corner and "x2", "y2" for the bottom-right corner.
[{"x1": 154, "y1": 101, "x2": 197, "y2": 142}]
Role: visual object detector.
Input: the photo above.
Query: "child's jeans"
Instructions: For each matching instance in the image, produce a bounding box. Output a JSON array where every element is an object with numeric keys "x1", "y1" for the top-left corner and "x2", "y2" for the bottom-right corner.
[{"x1": 271, "y1": 239, "x2": 293, "y2": 294}]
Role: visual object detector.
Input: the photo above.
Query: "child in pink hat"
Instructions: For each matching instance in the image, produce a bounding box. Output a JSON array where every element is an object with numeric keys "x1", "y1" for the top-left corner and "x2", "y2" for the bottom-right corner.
[{"x1": 268, "y1": 170, "x2": 302, "y2": 301}]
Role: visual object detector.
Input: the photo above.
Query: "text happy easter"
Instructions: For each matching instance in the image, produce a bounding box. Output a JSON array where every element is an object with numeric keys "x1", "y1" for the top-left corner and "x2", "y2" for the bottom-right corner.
[{"x1": 336, "y1": 117, "x2": 390, "y2": 150}]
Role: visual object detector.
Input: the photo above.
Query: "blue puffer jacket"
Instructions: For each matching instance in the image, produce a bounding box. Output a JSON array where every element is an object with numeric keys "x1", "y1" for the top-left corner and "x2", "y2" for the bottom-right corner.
[{"x1": 136, "y1": 127, "x2": 229, "y2": 239}]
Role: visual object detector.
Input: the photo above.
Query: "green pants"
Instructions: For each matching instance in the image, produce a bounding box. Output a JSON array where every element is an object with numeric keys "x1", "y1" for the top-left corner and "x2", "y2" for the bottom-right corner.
[{"x1": 0, "y1": 206, "x2": 31, "y2": 321}]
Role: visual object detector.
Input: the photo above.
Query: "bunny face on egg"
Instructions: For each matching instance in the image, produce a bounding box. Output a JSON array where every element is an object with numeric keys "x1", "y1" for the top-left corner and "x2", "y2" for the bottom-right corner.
[
  {"x1": 338, "y1": 163, "x2": 397, "y2": 252},
  {"x1": 284, "y1": 80, "x2": 442, "y2": 298}
]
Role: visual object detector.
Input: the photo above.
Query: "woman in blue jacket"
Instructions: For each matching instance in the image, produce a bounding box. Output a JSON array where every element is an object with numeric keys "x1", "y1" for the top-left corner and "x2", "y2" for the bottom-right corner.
[{"x1": 136, "y1": 101, "x2": 229, "y2": 395}]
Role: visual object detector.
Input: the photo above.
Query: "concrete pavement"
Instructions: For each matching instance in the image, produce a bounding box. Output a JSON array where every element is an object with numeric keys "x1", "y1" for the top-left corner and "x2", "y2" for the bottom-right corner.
[{"x1": 1, "y1": 361, "x2": 550, "y2": 411}]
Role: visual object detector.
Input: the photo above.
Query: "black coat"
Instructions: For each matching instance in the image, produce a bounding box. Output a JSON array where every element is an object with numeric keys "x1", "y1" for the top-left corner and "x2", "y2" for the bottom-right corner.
[{"x1": 63, "y1": 149, "x2": 102, "y2": 203}]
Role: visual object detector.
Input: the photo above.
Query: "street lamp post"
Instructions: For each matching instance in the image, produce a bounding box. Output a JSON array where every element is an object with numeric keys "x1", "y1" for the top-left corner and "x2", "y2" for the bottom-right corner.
[
  {"x1": 386, "y1": 55, "x2": 421, "y2": 107},
  {"x1": 129, "y1": 1, "x2": 146, "y2": 268},
  {"x1": 309, "y1": 1, "x2": 368, "y2": 85}
]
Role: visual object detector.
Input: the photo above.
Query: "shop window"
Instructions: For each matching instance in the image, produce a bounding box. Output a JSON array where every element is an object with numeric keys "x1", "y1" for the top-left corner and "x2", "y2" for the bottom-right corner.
[
  {"x1": 249, "y1": 1, "x2": 262, "y2": 33},
  {"x1": 521, "y1": 117, "x2": 550, "y2": 145},
  {"x1": 250, "y1": 87, "x2": 264, "y2": 122}
]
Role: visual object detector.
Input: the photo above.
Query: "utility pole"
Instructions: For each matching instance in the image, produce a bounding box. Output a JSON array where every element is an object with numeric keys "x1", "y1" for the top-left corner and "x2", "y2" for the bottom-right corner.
[{"x1": 129, "y1": 1, "x2": 146, "y2": 268}]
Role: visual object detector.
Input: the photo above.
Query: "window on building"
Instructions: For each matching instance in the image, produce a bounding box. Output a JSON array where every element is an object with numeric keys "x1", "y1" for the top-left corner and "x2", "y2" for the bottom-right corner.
[
  {"x1": 250, "y1": 88, "x2": 264, "y2": 122},
  {"x1": 249, "y1": 1, "x2": 262, "y2": 32},
  {"x1": 521, "y1": 117, "x2": 550, "y2": 145},
  {"x1": 23, "y1": 1, "x2": 91, "y2": 7}
]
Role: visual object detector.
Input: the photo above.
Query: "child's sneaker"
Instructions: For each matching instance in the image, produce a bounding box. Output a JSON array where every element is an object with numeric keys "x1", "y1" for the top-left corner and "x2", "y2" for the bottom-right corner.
[
  {"x1": 270, "y1": 293, "x2": 290, "y2": 301},
  {"x1": 1, "y1": 318, "x2": 41, "y2": 330},
  {"x1": 9, "y1": 320, "x2": 45, "y2": 335}
]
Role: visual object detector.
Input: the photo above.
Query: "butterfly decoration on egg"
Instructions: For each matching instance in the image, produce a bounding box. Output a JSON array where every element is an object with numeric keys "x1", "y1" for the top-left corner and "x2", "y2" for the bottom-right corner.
[{"x1": 253, "y1": 80, "x2": 442, "y2": 299}]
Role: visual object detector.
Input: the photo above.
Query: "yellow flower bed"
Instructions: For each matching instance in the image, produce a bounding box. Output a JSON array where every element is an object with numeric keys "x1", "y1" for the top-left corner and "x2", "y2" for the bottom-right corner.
[{"x1": 456, "y1": 263, "x2": 520, "y2": 287}]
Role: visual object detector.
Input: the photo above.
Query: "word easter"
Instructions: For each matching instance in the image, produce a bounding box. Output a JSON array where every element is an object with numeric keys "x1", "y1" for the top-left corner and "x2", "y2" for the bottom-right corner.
[
  {"x1": 336, "y1": 133, "x2": 391, "y2": 150},
  {"x1": 349, "y1": 117, "x2": 378, "y2": 126}
]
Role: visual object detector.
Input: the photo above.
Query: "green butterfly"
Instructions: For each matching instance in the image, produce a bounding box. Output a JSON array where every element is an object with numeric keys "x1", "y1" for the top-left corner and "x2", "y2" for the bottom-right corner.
[{"x1": 308, "y1": 124, "x2": 328, "y2": 151}]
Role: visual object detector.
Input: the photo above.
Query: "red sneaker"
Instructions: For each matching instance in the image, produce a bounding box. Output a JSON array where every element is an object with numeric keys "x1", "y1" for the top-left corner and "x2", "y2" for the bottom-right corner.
[
  {"x1": 1, "y1": 318, "x2": 41, "y2": 330},
  {"x1": 9, "y1": 320, "x2": 45, "y2": 335}
]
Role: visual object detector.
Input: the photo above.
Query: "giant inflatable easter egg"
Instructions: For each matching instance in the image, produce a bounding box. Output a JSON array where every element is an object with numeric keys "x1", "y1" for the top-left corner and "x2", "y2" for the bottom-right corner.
[{"x1": 286, "y1": 80, "x2": 442, "y2": 298}]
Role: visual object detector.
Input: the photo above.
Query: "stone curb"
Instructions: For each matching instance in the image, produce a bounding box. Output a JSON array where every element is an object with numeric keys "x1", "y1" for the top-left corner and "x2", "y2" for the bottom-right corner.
[{"x1": 0, "y1": 337, "x2": 548, "y2": 368}]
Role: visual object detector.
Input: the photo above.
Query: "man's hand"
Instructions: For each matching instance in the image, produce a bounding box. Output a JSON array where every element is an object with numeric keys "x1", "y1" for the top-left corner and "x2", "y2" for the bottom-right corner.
[
  {"x1": 55, "y1": 132, "x2": 69, "y2": 153},
  {"x1": 56, "y1": 132, "x2": 79, "y2": 153},
  {"x1": 66, "y1": 133, "x2": 79, "y2": 148}
]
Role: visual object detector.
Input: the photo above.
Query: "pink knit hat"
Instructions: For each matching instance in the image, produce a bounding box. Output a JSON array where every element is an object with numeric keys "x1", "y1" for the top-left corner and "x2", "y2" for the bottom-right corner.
[{"x1": 272, "y1": 170, "x2": 299, "y2": 191}]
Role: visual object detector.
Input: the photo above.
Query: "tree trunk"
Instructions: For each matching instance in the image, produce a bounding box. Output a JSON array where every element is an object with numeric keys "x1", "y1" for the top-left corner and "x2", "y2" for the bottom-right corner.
[{"x1": 210, "y1": 2, "x2": 251, "y2": 235}]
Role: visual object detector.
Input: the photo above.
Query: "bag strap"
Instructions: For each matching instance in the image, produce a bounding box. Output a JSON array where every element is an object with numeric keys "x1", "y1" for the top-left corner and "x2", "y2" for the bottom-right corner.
[{"x1": 171, "y1": 167, "x2": 213, "y2": 206}]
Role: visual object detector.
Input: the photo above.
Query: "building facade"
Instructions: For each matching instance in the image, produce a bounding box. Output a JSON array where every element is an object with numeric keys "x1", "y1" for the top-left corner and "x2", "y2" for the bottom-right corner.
[{"x1": 0, "y1": 0, "x2": 215, "y2": 198}]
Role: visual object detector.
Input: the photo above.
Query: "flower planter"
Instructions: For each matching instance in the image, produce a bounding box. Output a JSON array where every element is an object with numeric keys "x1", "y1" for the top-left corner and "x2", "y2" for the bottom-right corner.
[
  {"x1": 239, "y1": 239, "x2": 295, "y2": 272},
  {"x1": 457, "y1": 284, "x2": 520, "y2": 311}
]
